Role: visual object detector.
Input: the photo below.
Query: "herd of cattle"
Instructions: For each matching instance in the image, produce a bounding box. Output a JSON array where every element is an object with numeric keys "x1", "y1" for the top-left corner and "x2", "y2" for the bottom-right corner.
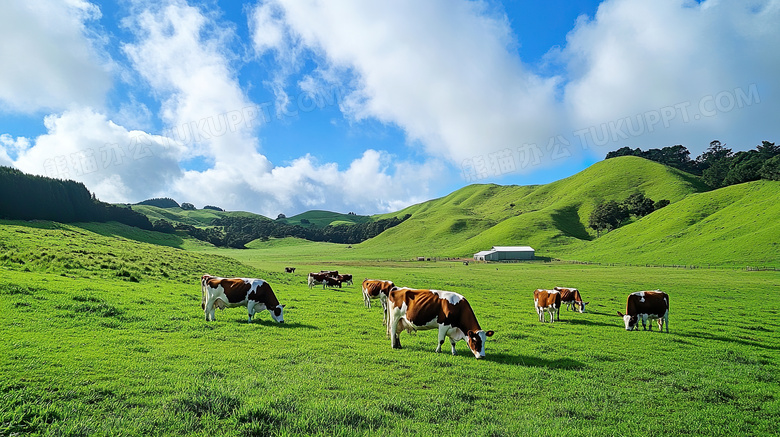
[{"x1": 200, "y1": 271, "x2": 670, "y2": 360}]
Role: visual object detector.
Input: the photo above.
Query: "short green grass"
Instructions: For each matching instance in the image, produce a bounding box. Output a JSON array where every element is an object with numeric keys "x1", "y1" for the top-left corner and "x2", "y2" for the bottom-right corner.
[
  {"x1": 363, "y1": 156, "x2": 707, "y2": 259},
  {"x1": 280, "y1": 210, "x2": 373, "y2": 228},
  {"x1": 564, "y1": 180, "x2": 780, "y2": 267},
  {"x1": 1, "y1": 220, "x2": 778, "y2": 436}
]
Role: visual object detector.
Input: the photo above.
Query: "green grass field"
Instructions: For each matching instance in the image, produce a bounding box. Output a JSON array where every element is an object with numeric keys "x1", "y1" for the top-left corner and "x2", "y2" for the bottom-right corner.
[{"x1": 1, "y1": 220, "x2": 778, "y2": 436}]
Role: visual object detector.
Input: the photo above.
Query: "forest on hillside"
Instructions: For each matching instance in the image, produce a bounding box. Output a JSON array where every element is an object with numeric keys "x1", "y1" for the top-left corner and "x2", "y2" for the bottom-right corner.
[
  {"x1": 606, "y1": 140, "x2": 780, "y2": 187},
  {"x1": 0, "y1": 166, "x2": 155, "y2": 230}
]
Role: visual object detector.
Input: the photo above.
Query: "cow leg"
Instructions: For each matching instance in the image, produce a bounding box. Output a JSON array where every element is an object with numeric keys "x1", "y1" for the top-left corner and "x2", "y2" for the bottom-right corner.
[
  {"x1": 435, "y1": 325, "x2": 448, "y2": 353},
  {"x1": 380, "y1": 295, "x2": 388, "y2": 326},
  {"x1": 363, "y1": 289, "x2": 371, "y2": 308},
  {"x1": 450, "y1": 339, "x2": 457, "y2": 356},
  {"x1": 641, "y1": 315, "x2": 648, "y2": 331},
  {"x1": 389, "y1": 309, "x2": 402, "y2": 348},
  {"x1": 204, "y1": 301, "x2": 214, "y2": 321},
  {"x1": 247, "y1": 304, "x2": 255, "y2": 323}
]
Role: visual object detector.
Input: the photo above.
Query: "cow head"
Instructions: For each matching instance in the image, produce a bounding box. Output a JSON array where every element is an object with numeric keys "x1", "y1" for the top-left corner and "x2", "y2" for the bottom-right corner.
[
  {"x1": 270, "y1": 305, "x2": 286, "y2": 323},
  {"x1": 617, "y1": 311, "x2": 637, "y2": 330},
  {"x1": 577, "y1": 301, "x2": 590, "y2": 313},
  {"x1": 466, "y1": 330, "x2": 495, "y2": 359}
]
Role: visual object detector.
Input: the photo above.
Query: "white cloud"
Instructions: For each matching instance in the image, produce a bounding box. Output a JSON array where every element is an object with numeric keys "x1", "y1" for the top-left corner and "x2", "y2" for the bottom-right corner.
[
  {"x1": 256, "y1": 0, "x2": 562, "y2": 165},
  {"x1": 0, "y1": 0, "x2": 112, "y2": 113},
  {"x1": 556, "y1": 0, "x2": 780, "y2": 154},
  {"x1": 255, "y1": 0, "x2": 779, "y2": 168},
  {"x1": 113, "y1": 1, "x2": 441, "y2": 215},
  {"x1": 9, "y1": 107, "x2": 183, "y2": 202}
]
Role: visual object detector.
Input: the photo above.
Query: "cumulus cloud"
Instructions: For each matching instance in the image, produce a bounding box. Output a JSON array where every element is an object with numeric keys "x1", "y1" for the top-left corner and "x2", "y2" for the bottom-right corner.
[
  {"x1": 254, "y1": 0, "x2": 562, "y2": 166},
  {"x1": 256, "y1": 0, "x2": 779, "y2": 165},
  {"x1": 557, "y1": 0, "x2": 780, "y2": 154},
  {"x1": 0, "y1": 0, "x2": 112, "y2": 113},
  {"x1": 116, "y1": 1, "x2": 440, "y2": 215},
  {"x1": 10, "y1": 107, "x2": 183, "y2": 202}
]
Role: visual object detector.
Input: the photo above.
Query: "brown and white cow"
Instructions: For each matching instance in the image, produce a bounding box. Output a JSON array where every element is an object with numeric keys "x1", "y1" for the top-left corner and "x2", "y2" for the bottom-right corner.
[
  {"x1": 618, "y1": 290, "x2": 669, "y2": 332},
  {"x1": 554, "y1": 286, "x2": 589, "y2": 314},
  {"x1": 337, "y1": 274, "x2": 353, "y2": 286},
  {"x1": 387, "y1": 287, "x2": 494, "y2": 359},
  {"x1": 534, "y1": 289, "x2": 561, "y2": 323},
  {"x1": 201, "y1": 275, "x2": 285, "y2": 323},
  {"x1": 307, "y1": 270, "x2": 339, "y2": 288},
  {"x1": 361, "y1": 279, "x2": 395, "y2": 325},
  {"x1": 322, "y1": 276, "x2": 342, "y2": 289}
]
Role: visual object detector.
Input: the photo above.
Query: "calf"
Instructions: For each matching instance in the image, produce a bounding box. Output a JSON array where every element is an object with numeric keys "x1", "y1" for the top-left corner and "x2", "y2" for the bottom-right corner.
[
  {"x1": 554, "y1": 286, "x2": 589, "y2": 314},
  {"x1": 387, "y1": 287, "x2": 494, "y2": 359},
  {"x1": 534, "y1": 289, "x2": 561, "y2": 323},
  {"x1": 362, "y1": 279, "x2": 395, "y2": 325},
  {"x1": 618, "y1": 290, "x2": 669, "y2": 332},
  {"x1": 201, "y1": 275, "x2": 285, "y2": 323}
]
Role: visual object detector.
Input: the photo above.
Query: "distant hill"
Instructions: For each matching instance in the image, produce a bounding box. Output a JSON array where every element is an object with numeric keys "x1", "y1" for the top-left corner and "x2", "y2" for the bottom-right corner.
[
  {"x1": 360, "y1": 156, "x2": 708, "y2": 258},
  {"x1": 280, "y1": 210, "x2": 372, "y2": 227},
  {"x1": 135, "y1": 197, "x2": 180, "y2": 208},
  {"x1": 562, "y1": 180, "x2": 780, "y2": 267},
  {"x1": 130, "y1": 204, "x2": 269, "y2": 227}
]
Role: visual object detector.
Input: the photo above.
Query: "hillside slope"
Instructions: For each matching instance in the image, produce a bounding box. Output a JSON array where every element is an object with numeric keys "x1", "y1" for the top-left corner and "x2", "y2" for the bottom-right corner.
[
  {"x1": 562, "y1": 180, "x2": 780, "y2": 266},
  {"x1": 131, "y1": 205, "x2": 269, "y2": 227},
  {"x1": 361, "y1": 157, "x2": 707, "y2": 257},
  {"x1": 280, "y1": 210, "x2": 372, "y2": 227},
  {"x1": 0, "y1": 220, "x2": 270, "y2": 283}
]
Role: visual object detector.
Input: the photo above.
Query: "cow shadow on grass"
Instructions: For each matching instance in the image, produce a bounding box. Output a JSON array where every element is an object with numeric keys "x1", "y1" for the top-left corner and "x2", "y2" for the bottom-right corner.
[
  {"x1": 230, "y1": 319, "x2": 318, "y2": 330},
  {"x1": 486, "y1": 353, "x2": 585, "y2": 369},
  {"x1": 681, "y1": 331, "x2": 780, "y2": 351},
  {"x1": 554, "y1": 317, "x2": 616, "y2": 328}
]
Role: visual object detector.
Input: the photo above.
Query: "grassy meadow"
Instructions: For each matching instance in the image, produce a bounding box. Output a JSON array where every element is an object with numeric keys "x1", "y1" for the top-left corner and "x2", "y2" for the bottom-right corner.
[{"x1": 1, "y1": 220, "x2": 779, "y2": 436}]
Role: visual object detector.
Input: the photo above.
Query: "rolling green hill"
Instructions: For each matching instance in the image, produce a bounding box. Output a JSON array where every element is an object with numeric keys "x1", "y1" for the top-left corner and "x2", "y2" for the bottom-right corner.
[
  {"x1": 360, "y1": 156, "x2": 708, "y2": 258},
  {"x1": 131, "y1": 204, "x2": 269, "y2": 227},
  {"x1": 280, "y1": 210, "x2": 372, "y2": 227},
  {"x1": 0, "y1": 220, "x2": 271, "y2": 282},
  {"x1": 563, "y1": 179, "x2": 780, "y2": 266}
]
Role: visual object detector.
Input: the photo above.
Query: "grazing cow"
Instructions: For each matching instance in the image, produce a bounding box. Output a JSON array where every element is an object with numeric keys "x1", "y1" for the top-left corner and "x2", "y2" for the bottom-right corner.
[
  {"x1": 284, "y1": 267, "x2": 296, "y2": 273},
  {"x1": 337, "y1": 274, "x2": 353, "y2": 286},
  {"x1": 323, "y1": 276, "x2": 342, "y2": 289},
  {"x1": 361, "y1": 279, "x2": 395, "y2": 325},
  {"x1": 201, "y1": 275, "x2": 285, "y2": 323},
  {"x1": 554, "y1": 286, "x2": 589, "y2": 314},
  {"x1": 534, "y1": 289, "x2": 561, "y2": 323},
  {"x1": 387, "y1": 287, "x2": 494, "y2": 359},
  {"x1": 307, "y1": 270, "x2": 339, "y2": 288},
  {"x1": 307, "y1": 272, "x2": 328, "y2": 288},
  {"x1": 618, "y1": 290, "x2": 669, "y2": 332}
]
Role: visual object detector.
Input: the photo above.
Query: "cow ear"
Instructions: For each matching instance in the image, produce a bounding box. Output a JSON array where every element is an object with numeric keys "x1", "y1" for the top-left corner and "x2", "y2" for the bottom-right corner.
[
  {"x1": 281, "y1": 305, "x2": 286, "y2": 308},
  {"x1": 617, "y1": 311, "x2": 624, "y2": 317},
  {"x1": 485, "y1": 330, "x2": 495, "y2": 337}
]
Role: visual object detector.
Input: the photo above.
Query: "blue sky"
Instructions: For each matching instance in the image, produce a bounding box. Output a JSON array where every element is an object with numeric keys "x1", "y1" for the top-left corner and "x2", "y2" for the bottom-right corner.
[{"x1": 1, "y1": 0, "x2": 777, "y2": 217}]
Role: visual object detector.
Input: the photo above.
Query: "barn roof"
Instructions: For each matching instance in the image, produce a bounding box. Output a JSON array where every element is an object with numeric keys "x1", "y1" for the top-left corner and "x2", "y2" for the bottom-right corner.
[
  {"x1": 474, "y1": 250, "x2": 495, "y2": 256},
  {"x1": 491, "y1": 246, "x2": 535, "y2": 252}
]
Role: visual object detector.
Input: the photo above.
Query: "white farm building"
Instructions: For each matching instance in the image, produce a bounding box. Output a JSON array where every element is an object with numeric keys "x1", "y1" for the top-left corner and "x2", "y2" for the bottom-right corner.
[{"x1": 473, "y1": 246, "x2": 535, "y2": 261}]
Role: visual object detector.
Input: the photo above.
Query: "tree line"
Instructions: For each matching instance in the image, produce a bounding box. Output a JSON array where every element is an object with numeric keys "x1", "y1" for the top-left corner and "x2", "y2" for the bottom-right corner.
[
  {"x1": 606, "y1": 140, "x2": 780, "y2": 188},
  {"x1": 0, "y1": 166, "x2": 155, "y2": 230},
  {"x1": 588, "y1": 192, "x2": 669, "y2": 237},
  {"x1": 199, "y1": 214, "x2": 412, "y2": 248}
]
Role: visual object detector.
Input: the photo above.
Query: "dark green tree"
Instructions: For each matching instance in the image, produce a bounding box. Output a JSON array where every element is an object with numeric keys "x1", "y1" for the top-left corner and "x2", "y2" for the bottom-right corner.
[
  {"x1": 759, "y1": 155, "x2": 780, "y2": 181},
  {"x1": 589, "y1": 200, "x2": 628, "y2": 237},
  {"x1": 622, "y1": 192, "x2": 656, "y2": 217}
]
